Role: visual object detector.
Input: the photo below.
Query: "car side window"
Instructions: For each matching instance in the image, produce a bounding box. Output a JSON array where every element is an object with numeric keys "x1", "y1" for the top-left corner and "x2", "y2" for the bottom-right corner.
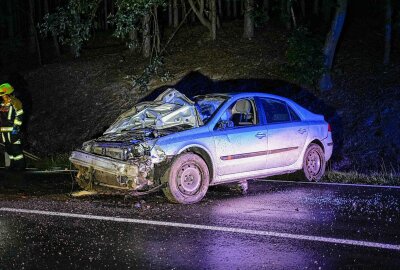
[
  {"x1": 260, "y1": 98, "x2": 291, "y2": 124},
  {"x1": 288, "y1": 106, "x2": 301, "y2": 121},
  {"x1": 217, "y1": 98, "x2": 257, "y2": 129}
]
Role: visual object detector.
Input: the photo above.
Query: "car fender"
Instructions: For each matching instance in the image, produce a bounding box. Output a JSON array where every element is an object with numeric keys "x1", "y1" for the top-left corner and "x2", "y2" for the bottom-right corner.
[
  {"x1": 176, "y1": 143, "x2": 217, "y2": 182},
  {"x1": 294, "y1": 135, "x2": 326, "y2": 169}
]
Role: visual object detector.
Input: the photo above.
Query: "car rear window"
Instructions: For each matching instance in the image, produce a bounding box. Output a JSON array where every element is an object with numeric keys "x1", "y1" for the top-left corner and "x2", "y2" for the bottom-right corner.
[
  {"x1": 260, "y1": 98, "x2": 291, "y2": 123},
  {"x1": 288, "y1": 106, "x2": 301, "y2": 121}
]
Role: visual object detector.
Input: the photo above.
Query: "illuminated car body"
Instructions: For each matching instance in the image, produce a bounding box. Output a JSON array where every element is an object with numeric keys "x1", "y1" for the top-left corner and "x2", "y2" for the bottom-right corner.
[{"x1": 70, "y1": 89, "x2": 333, "y2": 202}]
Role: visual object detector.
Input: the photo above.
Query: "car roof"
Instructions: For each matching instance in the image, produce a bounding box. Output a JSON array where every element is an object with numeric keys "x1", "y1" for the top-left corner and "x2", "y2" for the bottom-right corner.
[
  {"x1": 200, "y1": 92, "x2": 290, "y2": 101},
  {"x1": 196, "y1": 92, "x2": 324, "y2": 122}
]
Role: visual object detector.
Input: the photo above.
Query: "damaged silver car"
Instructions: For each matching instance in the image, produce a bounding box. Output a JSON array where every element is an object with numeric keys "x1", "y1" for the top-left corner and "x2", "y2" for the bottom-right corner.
[{"x1": 70, "y1": 88, "x2": 333, "y2": 204}]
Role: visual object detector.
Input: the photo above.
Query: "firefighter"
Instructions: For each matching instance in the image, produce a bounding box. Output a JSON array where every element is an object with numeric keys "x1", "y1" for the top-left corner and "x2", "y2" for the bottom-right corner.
[{"x1": 0, "y1": 83, "x2": 25, "y2": 170}]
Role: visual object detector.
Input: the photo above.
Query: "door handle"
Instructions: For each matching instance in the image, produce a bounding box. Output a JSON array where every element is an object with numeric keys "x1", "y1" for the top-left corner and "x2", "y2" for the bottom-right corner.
[
  {"x1": 297, "y1": 128, "x2": 307, "y2": 134},
  {"x1": 255, "y1": 132, "x2": 266, "y2": 139}
]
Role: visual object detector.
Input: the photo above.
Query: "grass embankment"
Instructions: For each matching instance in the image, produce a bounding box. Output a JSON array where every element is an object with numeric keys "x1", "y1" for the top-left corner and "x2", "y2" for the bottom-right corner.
[{"x1": 323, "y1": 170, "x2": 400, "y2": 186}]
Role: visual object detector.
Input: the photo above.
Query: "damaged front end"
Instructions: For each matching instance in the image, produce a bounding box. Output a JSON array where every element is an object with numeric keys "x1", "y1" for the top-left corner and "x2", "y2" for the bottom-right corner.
[
  {"x1": 69, "y1": 89, "x2": 200, "y2": 193},
  {"x1": 70, "y1": 138, "x2": 165, "y2": 192}
]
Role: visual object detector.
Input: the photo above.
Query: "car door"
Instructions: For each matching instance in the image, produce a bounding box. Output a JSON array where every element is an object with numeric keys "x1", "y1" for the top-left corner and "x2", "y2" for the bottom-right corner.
[
  {"x1": 212, "y1": 98, "x2": 268, "y2": 176},
  {"x1": 259, "y1": 98, "x2": 308, "y2": 169}
]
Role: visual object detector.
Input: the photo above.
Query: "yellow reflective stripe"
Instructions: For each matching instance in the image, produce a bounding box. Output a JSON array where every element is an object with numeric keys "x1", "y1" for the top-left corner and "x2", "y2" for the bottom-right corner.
[
  {"x1": 13, "y1": 154, "x2": 24, "y2": 161},
  {"x1": 0, "y1": 127, "x2": 13, "y2": 132},
  {"x1": 14, "y1": 119, "x2": 22, "y2": 125},
  {"x1": 7, "y1": 132, "x2": 11, "y2": 142},
  {"x1": 1, "y1": 133, "x2": 5, "y2": 143},
  {"x1": 13, "y1": 140, "x2": 21, "y2": 145},
  {"x1": 9, "y1": 155, "x2": 15, "y2": 160},
  {"x1": 16, "y1": 109, "x2": 24, "y2": 116},
  {"x1": 7, "y1": 106, "x2": 13, "y2": 120}
]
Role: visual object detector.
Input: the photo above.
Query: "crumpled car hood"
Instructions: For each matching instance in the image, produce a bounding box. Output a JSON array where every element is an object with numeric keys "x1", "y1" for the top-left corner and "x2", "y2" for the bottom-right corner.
[{"x1": 104, "y1": 88, "x2": 203, "y2": 134}]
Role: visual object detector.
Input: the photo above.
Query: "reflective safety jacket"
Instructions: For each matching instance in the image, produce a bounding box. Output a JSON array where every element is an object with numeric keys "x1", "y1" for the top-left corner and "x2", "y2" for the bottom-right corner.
[{"x1": 0, "y1": 95, "x2": 24, "y2": 142}]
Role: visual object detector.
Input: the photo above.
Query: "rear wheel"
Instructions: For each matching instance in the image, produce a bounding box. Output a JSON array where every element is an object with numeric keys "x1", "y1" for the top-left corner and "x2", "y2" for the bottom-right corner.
[
  {"x1": 161, "y1": 153, "x2": 210, "y2": 204},
  {"x1": 302, "y1": 143, "x2": 326, "y2": 182}
]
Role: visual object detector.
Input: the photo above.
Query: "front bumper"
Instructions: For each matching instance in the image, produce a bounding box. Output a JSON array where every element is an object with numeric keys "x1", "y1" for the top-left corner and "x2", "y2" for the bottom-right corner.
[{"x1": 69, "y1": 150, "x2": 153, "y2": 190}]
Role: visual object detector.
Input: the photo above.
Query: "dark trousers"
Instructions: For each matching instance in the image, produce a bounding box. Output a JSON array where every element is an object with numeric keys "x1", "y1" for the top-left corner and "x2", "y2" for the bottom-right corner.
[{"x1": 2, "y1": 132, "x2": 25, "y2": 170}]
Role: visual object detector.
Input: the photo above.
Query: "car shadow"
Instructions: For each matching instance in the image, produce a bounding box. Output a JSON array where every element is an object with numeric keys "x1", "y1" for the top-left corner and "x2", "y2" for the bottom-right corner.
[{"x1": 142, "y1": 71, "x2": 343, "y2": 163}]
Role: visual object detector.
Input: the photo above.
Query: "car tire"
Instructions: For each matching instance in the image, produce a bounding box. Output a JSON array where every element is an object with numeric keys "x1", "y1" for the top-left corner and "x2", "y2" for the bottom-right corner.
[
  {"x1": 302, "y1": 143, "x2": 326, "y2": 182},
  {"x1": 161, "y1": 153, "x2": 210, "y2": 204}
]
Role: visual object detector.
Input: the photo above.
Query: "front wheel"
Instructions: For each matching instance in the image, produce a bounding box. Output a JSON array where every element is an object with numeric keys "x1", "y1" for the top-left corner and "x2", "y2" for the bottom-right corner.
[
  {"x1": 302, "y1": 143, "x2": 326, "y2": 182},
  {"x1": 161, "y1": 153, "x2": 210, "y2": 204}
]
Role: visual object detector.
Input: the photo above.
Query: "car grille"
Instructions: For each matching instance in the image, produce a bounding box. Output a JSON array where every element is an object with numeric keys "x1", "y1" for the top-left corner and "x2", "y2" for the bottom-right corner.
[{"x1": 93, "y1": 147, "x2": 125, "y2": 160}]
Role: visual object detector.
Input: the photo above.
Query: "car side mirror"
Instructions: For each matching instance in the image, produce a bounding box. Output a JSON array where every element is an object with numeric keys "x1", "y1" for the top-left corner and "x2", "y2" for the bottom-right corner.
[{"x1": 216, "y1": 120, "x2": 234, "y2": 130}]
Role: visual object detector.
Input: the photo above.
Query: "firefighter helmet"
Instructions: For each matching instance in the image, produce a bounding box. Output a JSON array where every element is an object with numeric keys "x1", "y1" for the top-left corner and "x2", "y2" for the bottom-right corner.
[{"x1": 0, "y1": 83, "x2": 14, "y2": 96}]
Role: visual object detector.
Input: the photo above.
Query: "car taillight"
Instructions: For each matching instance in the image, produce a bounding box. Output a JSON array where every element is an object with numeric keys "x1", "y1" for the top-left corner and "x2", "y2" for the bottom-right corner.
[{"x1": 328, "y1": 123, "x2": 332, "y2": 132}]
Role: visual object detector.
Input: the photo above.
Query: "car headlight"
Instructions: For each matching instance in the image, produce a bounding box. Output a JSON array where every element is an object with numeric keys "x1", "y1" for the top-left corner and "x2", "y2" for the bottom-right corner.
[
  {"x1": 82, "y1": 142, "x2": 93, "y2": 152},
  {"x1": 127, "y1": 144, "x2": 151, "y2": 159}
]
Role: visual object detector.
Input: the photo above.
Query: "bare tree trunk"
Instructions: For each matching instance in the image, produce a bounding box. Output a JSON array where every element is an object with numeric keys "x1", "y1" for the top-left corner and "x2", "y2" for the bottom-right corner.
[
  {"x1": 129, "y1": 28, "x2": 139, "y2": 52},
  {"x1": 218, "y1": 0, "x2": 222, "y2": 16},
  {"x1": 110, "y1": 0, "x2": 115, "y2": 15},
  {"x1": 290, "y1": 5, "x2": 297, "y2": 28},
  {"x1": 28, "y1": 0, "x2": 42, "y2": 65},
  {"x1": 6, "y1": 0, "x2": 15, "y2": 38},
  {"x1": 44, "y1": 0, "x2": 61, "y2": 57},
  {"x1": 280, "y1": 0, "x2": 291, "y2": 29},
  {"x1": 287, "y1": 0, "x2": 293, "y2": 29},
  {"x1": 226, "y1": 0, "x2": 231, "y2": 18},
  {"x1": 104, "y1": 0, "x2": 108, "y2": 30},
  {"x1": 142, "y1": 13, "x2": 151, "y2": 58},
  {"x1": 181, "y1": 0, "x2": 187, "y2": 23},
  {"x1": 210, "y1": 0, "x2": 217, "y2": 40},
  {"x1": 233, "y1": 0, "x2": 237, "y2": 18},
  {"x1": 168, "y1": 0, "x2": 173, "y2": 26},
  {"x1": 319, "y1": 0, "x2": 347, "y2": 91},
  {"x1": 313, "y1": 0, "x2": 319, "y2": 15},
  {"x1": 263, "y1": 0, "x2": 269, "y2": 18},
  {"x1": 28, "y1": 0, "x2": 36, "y2": 54},
  {"x1": 173, "y1": 0, "x2": 179, "y2": 27},
  {"x1": 383, "y1": 0, "x2": 392, "y2": 65},
  {"x1": 188, "y1": 0, "x2": 212, "y2": 30},
  {"x1": 243, "y1": 0, "x2": 254, "y2": 39},
  {"x1": 153, "y1": 6, "x2": 161, "y2": 54},
  {"x1": 36, "y1": 0, "x2": 42, "y2": 24},
  {"x1": 300, "y1": 0, "x2": 306, "y2": 18}
]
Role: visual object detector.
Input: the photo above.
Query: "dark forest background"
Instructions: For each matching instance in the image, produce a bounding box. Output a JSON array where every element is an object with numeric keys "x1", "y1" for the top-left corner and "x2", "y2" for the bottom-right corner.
[
  {"x1": 0, "y1": 0, "x2": 399, "y2": 179},
  {"x1": 1, "y1": 0, "x2": 399, "y2": 86}
]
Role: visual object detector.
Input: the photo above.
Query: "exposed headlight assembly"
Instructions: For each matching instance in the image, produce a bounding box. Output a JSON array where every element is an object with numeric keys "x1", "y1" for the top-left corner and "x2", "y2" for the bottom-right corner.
[
  {"x1": 82, "y1": 141, "x2": 93, "y2": 152},
  {"x1": 127, "y1": 144, "x2": 151, "y2": 159}
]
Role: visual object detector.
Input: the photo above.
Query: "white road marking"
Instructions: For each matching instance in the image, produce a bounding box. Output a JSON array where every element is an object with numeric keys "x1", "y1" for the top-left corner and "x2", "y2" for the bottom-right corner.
[
  {"x1": 259, "y1": 179, "x2": 400, "y2": 189},
  {"x1": 1, "y1": 207, "x2": 399, "y2": 251}
]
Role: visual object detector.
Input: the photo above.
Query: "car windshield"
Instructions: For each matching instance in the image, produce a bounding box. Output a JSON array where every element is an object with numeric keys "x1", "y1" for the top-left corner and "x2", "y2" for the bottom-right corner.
[{"x1": 194, "y1": 95, "x2": 227, "y2": 124}]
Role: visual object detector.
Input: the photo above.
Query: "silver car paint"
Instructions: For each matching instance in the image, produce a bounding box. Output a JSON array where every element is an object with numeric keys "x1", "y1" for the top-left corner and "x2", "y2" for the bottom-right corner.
[{"x1": 70, "y1": 90, "x2": 333, "y2": 190}]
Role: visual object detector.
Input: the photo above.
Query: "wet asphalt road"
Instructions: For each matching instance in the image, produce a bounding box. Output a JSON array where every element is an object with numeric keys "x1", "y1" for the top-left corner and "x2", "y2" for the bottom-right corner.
[{"x1": 0, "y1": 171, "x2": 399, "y2": 269}]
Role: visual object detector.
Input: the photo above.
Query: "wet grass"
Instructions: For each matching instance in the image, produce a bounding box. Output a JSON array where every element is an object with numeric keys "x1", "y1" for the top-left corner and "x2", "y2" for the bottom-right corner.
[
  {"x1": 323, "y1": 170, "x2": 400, "y2": 186},
  {"x1": 29, "y1": 153, "x2": 71, "y2": 170}
]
